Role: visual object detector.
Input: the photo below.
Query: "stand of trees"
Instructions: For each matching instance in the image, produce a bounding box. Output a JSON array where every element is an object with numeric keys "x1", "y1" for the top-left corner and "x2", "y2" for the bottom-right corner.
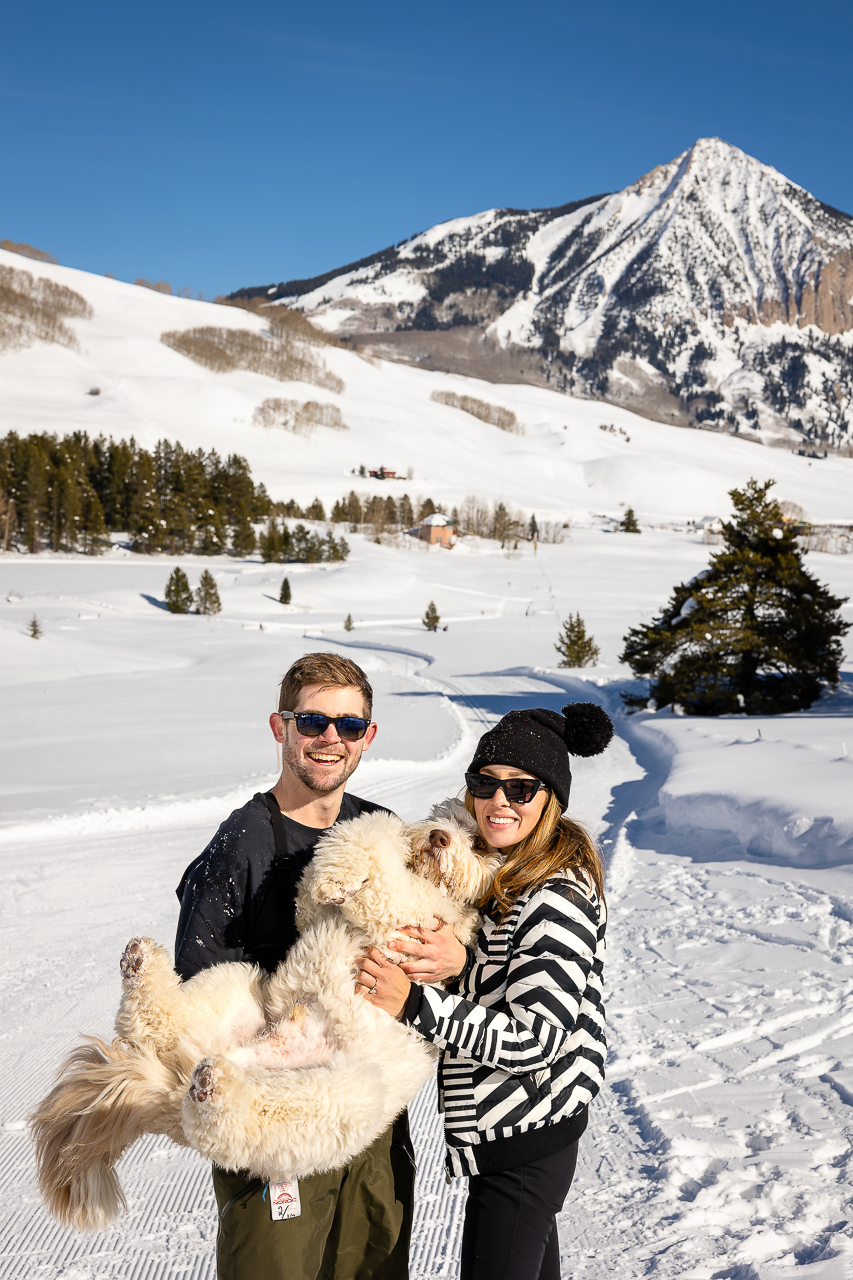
[
  {"x1": 259, "y1": 520, "x2": 349, "y2": 563},
  {"x1": 0, "y1": 431, "x2": 270, "y2": 556}
]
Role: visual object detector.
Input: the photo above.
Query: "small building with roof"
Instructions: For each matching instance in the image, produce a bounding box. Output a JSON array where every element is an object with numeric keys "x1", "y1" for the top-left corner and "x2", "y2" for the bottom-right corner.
[{"x1": 419, "y1": 512, "x2": 455, "y2": 547}]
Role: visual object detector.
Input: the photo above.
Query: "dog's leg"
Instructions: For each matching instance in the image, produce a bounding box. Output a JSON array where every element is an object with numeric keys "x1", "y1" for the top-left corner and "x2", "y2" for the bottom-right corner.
[
  {"x1": 29, "y1": 1037, "x2": 185, "y2": 1231},
  {"x1": 310, "y1": 855, "x2": 371, "y2": 907},
  {"x1": 117, "y1": 940, "x2": 266, "y2": 1063},
  {"x1": 116, "y1": 937, "x2": 185, "y2": 1048}
]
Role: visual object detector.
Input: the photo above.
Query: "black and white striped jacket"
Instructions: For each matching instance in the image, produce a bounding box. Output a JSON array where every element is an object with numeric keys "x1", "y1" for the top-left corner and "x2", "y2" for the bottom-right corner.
[{"x1": 403, "y1": 872, "x2": 607, "y2": 1177}]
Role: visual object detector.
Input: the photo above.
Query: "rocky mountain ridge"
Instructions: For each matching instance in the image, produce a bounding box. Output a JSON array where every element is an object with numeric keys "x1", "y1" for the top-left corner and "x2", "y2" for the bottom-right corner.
[{"x1": 233, "y1": 139, "x2": 853, "y2": 449}]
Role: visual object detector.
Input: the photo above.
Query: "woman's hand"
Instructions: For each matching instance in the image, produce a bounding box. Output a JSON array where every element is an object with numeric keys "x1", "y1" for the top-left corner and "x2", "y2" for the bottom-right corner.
[
  {"x1": 389, "y1": 920, "x2": 468, "y2": 984},
  {"x1": 356, "y1": 948, "x2": 411, "y2": 1018}
]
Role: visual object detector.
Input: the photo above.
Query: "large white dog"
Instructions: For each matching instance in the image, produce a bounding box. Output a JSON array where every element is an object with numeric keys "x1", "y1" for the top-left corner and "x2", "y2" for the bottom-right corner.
[{"x1": 31, "y1": 800, "x2": 499, "y2": 1231}]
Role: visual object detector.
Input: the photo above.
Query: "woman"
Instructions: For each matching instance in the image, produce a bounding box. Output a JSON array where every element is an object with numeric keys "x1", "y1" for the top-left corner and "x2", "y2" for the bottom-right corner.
[{"x1": 358, "y1": 702, "x2": 613, "y2": 1280}]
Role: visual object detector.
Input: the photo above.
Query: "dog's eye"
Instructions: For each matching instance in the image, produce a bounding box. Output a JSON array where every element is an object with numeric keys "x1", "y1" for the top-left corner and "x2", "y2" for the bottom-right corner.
[{"x1": 472, "y1": 837, "x2": 486, "y2": 851}]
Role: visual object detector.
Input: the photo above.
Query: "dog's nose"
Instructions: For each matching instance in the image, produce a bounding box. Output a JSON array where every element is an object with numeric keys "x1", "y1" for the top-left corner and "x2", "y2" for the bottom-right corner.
[{"x1": 428, "y1": 829, "x2": 451, "y2": 848}]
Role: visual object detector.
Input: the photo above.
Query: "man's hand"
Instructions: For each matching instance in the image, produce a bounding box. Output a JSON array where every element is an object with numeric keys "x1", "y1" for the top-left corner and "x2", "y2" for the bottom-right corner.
[{"x1": 388, "y1": 920, "x2": 468, "y2": 984}]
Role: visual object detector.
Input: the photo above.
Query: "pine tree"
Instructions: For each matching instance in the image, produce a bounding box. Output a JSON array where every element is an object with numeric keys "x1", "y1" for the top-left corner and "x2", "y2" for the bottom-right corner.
[
  {"x1": 621, "y1": 478, "x2": 850, "y2": 714},
  {"x1": 28, "y1": 613, "x2": 42, "y2": 639},
  {"x1": 555, "y1": 612, "x2": 600, "y2": 667},
  {"x1": 230, "y1": 510, "x2": 257, "y2": 556},
  {"x1": 528, "y1": 514, "x2": 539, "y2": 541},
  {"x1": 344, "y1": 613, "x2": 354, "y2": 632},
  {"x1": 423, "y1": 600, "x2": 440, "y2": 630},
  {"x1": 195, "y1": 569, "x2": 222, "y2": 616},
  {"x1": 619, "y1": 507, "x2": 640, "y2": 533},
  {"x1": 165, "y1": 566, "x2": 194, "y2": 613},
  {"x1": 259, "y1": 517, "x2": 286, "y2": 563},
  {"x1": 197, "y1": 507, "x2": 226, "y2": 556},
  {"x1": 398, "y1": 494, "x2": 414, "y2": 529},
  {"x1": 81, "y1": 490, "x2": 109, "y2": 554},
  {"x1": 279, "y1": 577, "x2": 291, "y2": 604}
]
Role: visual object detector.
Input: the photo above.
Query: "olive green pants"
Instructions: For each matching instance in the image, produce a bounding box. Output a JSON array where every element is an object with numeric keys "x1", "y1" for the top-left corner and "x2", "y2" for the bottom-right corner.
[{"x1": 213, "y1": 1114, "x2": 416, "y2": 1280}]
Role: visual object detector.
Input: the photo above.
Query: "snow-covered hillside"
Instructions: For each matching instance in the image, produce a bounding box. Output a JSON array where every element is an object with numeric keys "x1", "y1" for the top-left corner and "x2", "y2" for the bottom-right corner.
[
  {"x1": 2, "y1": 245, "x2": 853, "y2": 526},
  {"x1": 241, "y1": 139, "x2": 853, "y2": 450}
]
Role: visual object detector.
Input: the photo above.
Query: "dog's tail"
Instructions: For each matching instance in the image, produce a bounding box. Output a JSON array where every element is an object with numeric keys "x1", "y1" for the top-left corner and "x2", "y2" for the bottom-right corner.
[{"x1": 29, "y1": 1035, "x2": 184, "y2": 1231}]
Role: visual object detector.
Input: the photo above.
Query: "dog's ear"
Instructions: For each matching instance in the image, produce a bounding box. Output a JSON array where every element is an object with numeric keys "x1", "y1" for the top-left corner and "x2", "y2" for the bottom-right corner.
[{"x1": 429, "y1": 797, "x2": 478, "y2": 836}]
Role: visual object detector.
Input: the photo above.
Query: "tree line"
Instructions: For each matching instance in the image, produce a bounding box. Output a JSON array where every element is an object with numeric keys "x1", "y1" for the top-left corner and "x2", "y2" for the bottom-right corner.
[
  {"x1": 327, "y1": 490, "x2": 566, "y2": 545},
  {"x1": 0, "y1": 431, "x2": 270, "y2": 555}
]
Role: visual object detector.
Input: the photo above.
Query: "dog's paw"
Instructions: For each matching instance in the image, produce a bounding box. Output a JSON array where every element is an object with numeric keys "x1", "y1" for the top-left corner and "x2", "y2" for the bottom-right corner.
[
  {"x1": 312, "y1": 875, "x2": 368, "y2": 906},
  {"x1": 188, "y1": 1059, "x2": 223, "y2": 1112},
  {"x1": 120, "y1": 937, "x2": 152, "y2": 984}
]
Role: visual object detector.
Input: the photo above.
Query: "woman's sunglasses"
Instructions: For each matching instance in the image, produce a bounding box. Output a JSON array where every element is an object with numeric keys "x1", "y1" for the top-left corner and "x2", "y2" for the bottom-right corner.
[
  {"x1": 279, "y1": 711, "x2": 371, "y2": 741},
  {"x1": 465, "y1": 772, "x2": 548, "y2": 804}
]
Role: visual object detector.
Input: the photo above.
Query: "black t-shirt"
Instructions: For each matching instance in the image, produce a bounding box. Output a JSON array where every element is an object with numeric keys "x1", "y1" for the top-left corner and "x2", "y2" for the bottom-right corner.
[{"x1": 174, "y1": 790, "x2": 390, "y2": 980}]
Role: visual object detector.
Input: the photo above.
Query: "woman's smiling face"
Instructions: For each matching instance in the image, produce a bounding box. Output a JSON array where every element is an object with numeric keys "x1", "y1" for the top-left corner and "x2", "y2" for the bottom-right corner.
[{"x1": 472, "y1": 765, "x2": 550, "y2": 849}]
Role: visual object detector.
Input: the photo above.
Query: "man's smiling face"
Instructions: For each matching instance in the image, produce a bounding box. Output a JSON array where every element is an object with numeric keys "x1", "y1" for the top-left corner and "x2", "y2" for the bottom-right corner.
[{"x1": 276, "y1": 683, "x2": 376, "y2": 796}]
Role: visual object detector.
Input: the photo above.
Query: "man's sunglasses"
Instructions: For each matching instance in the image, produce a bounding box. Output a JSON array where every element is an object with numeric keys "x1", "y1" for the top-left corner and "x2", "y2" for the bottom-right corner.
[
  {"x1": 279, "y1": 711, "x2": 372, "y2": 741},
  {"x1": 465, "y1": 772, "x2": 548, "y2": 804}
]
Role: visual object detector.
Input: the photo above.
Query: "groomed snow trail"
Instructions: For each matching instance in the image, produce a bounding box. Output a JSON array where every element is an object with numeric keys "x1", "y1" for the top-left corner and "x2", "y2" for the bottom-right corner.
[{"x1": 2, "y1": 649, "x2": 852, "y2": 1278}]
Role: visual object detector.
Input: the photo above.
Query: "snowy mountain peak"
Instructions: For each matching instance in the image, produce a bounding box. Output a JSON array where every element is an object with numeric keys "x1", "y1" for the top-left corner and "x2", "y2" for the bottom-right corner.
[{"x1": 233, "y1": 139, "x2": 853, "y2": 449}]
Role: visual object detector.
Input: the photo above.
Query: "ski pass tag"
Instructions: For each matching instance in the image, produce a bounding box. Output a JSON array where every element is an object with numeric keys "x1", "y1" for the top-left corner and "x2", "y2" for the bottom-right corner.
[{"x1": 269, "y1": 1178, "x2": 301, "y2": 1221}]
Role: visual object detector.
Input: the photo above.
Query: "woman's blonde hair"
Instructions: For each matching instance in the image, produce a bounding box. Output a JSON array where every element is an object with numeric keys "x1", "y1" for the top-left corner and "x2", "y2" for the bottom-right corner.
[{"x1": 465, "y1": 789, "x2": 605, "y2": 920}]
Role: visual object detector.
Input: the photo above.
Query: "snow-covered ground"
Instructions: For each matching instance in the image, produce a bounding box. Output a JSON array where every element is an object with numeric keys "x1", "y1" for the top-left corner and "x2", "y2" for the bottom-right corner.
[
  {"x1": 2, "y1": 254, "x2": 853, "y2": 1277},
  {"x1": 3, "y1": 244, "x2": 853, "y2": 526},
  {"x1": 1, "y1": 530, "x2": 852, "y2": 1280}
]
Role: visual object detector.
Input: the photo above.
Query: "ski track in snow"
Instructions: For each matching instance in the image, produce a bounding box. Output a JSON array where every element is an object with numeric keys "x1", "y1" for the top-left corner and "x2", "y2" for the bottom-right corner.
[{"x1": 1, "y1": 643, "x2": 852, "y2": 1278}]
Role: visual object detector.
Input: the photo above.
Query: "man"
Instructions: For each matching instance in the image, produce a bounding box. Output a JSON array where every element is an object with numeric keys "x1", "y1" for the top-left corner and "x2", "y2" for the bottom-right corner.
[{"x1": 175, "y1": 652, "x2": 415, "y2": 1280}]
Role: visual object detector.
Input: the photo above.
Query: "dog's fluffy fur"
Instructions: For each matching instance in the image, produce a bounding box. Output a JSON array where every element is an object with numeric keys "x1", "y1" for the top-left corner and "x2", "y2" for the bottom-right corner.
[{"x1": 31, "y1": 800, "x2": 499, "y2": 1231}]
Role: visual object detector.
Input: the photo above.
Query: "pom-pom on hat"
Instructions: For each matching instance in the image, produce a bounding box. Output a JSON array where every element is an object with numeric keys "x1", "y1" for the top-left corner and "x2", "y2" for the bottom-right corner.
[{"x1": 467, "y1": 703, "x2": 614, "y2": 810}]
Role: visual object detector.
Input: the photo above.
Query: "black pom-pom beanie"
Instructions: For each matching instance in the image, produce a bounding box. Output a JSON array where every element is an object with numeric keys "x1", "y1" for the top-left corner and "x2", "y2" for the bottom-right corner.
[{"x1": 467, "y1": 703, "x2": 614, "y2": 810}]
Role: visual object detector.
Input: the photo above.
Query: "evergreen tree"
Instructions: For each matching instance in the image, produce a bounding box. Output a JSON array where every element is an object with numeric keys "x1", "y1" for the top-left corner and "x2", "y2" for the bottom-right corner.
[
  {"x1": 292, "y1": 523, "x2": 319, "y2": 561},
  {"x1": 422, "y1": 600, "x2": 440, "y2": 630},
  {"x1": 323, "y1": 531, "x2": 349, "y2": 562},
  {"x1": 492, "y1": 502, "x2": 516, "y2": 546},
  {"x1": 364, "y1": 495, "x2": 385, "y2": 529},
  {"x1": 81, "y1": 490, "x2": 109, "y2": 554},
  {"x1": 195, "y1": 569, "x2": 222, "y2": 615},
  {"x1": 28, "y1": 613, "x2": 42, "y2": 639},
  {"x1": 398, "y1": 494, "x2": 414, "y2": 528},
  {"x1": 305, "y1": 497, "x2": 326, "y2": 521},
  {"x1": 619, "y1": 507, "x2": 640, "y2": 533},
  {"x1": 279, "y1": 576, "x2": 291, "y2": 604},
  {"x1": 164, "y1": 566, "x2": 194, "y2": 613},
  {"x1": 418, "y1": 498, "x2": 436, "y2": 522},
  {"x1": 528, "y1": 514, "x2": 539, "y2": 541},
  {"x1": 230, "y1": 509, "x2": 256, "y2": 556},
  {"x1": 197, "y1": 507, "x2": 226, "y2": 556},
  {"x1": 621, "y1": 478, "x2": 850, "y2": 714},
  {"x1": 555, "y1": 612, "x2": 600, "y2": 667},
  {"x1": 344, "y1": 613, "x2": 354, "y2": 632},
  {"x1": 346, "y1": 491, "x2": 363, "y2": 525},
  {"x1": 260, "y1": 517, "x2": 286, "y2": 562}
]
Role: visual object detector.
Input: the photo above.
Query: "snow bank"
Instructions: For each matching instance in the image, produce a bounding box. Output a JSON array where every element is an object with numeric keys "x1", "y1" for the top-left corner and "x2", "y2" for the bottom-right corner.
[{"x1": 633, "y1": 681, "x2": 853, "y2": 867}]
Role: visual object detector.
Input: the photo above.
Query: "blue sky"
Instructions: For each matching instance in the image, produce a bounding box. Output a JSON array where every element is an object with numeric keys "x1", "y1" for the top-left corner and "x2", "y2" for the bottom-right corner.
[{"x1": 2, "y1": 0, "x2": 851, "y2": 297}]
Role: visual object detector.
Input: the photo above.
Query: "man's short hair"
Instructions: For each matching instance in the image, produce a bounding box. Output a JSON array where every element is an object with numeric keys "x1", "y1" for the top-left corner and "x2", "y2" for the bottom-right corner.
[{"x1": 278, "y1": 652, "x2": 374, "y2": 717}]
